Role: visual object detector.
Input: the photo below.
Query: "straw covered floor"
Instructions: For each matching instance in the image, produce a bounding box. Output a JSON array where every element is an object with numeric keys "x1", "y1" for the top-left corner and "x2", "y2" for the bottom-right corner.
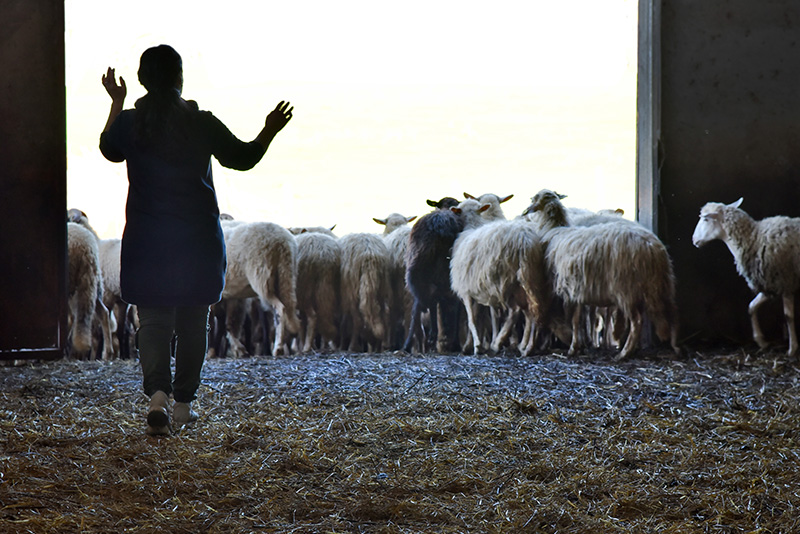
[{"x1": 2, "y1": 349, "x2": 800, "y2": 533}]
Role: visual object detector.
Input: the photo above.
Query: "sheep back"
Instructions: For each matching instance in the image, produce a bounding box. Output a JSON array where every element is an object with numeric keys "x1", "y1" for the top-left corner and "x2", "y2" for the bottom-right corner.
[
  {"x1": 451, "y1": 220, "x2": 546, "y2": 317},
  {"x1": 405, "y1": 209, "x2": 464, "y2": 303},
  {"x1": 295, "y1": 232, "x2": 342, "y2": 341},
  {"x1": 339, "y1": 233, "x2": 391, "y2": 345},
  {"x1": 222, "y1": 221, "x2": 300, "y2": 333}
]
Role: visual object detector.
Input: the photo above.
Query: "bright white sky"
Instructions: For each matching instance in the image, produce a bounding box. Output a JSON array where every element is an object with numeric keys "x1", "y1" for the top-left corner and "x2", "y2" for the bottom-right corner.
[{"x1": 66, "y1": 0, "x2": 638, "y2": 238}]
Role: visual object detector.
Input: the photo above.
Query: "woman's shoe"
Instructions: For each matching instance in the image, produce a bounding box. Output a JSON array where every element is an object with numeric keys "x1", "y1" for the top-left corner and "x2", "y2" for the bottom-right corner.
[
  {"x1": 173, "y1": 401, "x2": 198, "y2": 425},
  {"x1": 146, "y1": 390, "x2": 170, "y2": 435}
]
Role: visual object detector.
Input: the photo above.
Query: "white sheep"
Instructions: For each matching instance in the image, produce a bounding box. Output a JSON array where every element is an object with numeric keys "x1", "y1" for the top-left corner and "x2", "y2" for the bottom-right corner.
[
  {"x1": 222, "y1": 221, "x2": 300, "y2": 356},
  {"x1": 67, "y1": 222, "x2": 115, "y2": 360},
  {"x1": 464, "y1": 192, "x2": 513, "y2": 221},
  {"x1": 450, "y1": 199, "x2": 549, "y2": 356},
  {"x1": 374, "y1": 213, "x2": 417, "y2": 350},
  {"x1": 338, "y1": 232, "x2": 391, "y2": 352},
  {"x1": 522, "y1": 198, "x2": 636, "y2": 350},
  {"x1": 294, "y1": 230, "x2": 342, "y2": 352},
  {"x1": 95, "y1": 237, "x2": 136, "y2": 359},
  {"x1": 524, "y1": 190, "x2": 679, "y2": 360},
  {"x1": 692, "y1": 198, "x2": 800, "y2": 356}
]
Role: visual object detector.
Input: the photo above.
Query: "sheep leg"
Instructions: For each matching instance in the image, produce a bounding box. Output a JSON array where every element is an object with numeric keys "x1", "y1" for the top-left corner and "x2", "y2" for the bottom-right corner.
[
  {"x1": 349, "y1": 308, "x2": 363, "y2": 352},
  {"x1": 748, "y1": 292, "x2": 770, "y2": 349},
  {"x1": 95, "y1": 298, "x2": 115, "y2": 361},
  {"x1": 616, "y1": 310, "x2": 643, "y2": 361},
  {"x1": 568, "y1": 305, "x2": 582, "y2": 356},
  {"x1": 492, "y1": 308, "x2": 518, "y2": 354},
  {"x1": 273, "y1": 305, "x2": 288, "y2": 356},
  {"x1": 463, "y1": 297, "x2": 483, "y2": 355},
  {"x1": 402, "y1": 301, "x2": 422, "y2": 353},
  {"x1": 226, "y1": 331, "x2": 249, "y2": 358},
  {"x1": 435, "y1": 299, "x2": 451, "y2": 353},
  {"x1": 518, "y1": 310, "x2": 534, "y2": 356},
  {"x1": 783, "y1": 294, "x2": 798, "y2": 357},
  {"x1": 226, "y1": 300, "x2": 249, "y2": 357},
  {"x1": 490, "y1": 307, "x2": 499, "y2": 347},
  {"x1": 303, "y1": 310, "x2": 317, "y2": 353}
]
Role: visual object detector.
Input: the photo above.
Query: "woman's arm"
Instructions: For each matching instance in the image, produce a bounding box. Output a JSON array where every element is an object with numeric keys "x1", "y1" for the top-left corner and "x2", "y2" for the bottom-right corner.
[
  {"x1": 101, "y1": 67, "x2": 127, "y2": 132},
  {"x1": 210, "y1": 101, "x2": 294, "y2": 170}
]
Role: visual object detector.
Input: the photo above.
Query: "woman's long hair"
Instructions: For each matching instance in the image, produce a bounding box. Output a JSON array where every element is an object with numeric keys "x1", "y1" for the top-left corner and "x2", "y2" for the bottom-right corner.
[{"x1": 133, "y1": 45, "x2": 194, "y2": 148}]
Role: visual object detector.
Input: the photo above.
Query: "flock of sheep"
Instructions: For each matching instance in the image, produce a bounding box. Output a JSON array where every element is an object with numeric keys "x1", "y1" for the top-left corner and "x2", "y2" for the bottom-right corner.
[{"x1": 65, "y1": 190, "x2": 800, "y2": 364}]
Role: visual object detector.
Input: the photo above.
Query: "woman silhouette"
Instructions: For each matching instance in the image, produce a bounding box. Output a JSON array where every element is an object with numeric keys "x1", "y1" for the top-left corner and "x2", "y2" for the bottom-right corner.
[{"x1": 100, "y1": 44, "x2": 292, "y2": 435}]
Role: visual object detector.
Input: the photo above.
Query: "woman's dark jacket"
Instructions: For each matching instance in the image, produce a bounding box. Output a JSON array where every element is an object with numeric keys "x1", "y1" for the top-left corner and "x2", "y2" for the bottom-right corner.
[{"x1": 100, "y1": 101, "x2": 264, "y2": 306}]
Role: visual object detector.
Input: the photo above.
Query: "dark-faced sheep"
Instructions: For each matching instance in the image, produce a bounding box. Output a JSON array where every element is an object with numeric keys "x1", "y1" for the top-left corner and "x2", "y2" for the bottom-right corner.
[
  {"x1": 692, "y1": 197, "x2": 800, "y2": 357},
  {"x1": 403, "y1": 198, "x2": 466, "y2": 353}
]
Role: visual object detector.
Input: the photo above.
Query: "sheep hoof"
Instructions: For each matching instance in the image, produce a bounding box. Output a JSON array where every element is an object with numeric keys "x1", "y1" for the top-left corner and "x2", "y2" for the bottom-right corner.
[{"x1": 613, "y1": 351, "x2": 630, "y2": 362}]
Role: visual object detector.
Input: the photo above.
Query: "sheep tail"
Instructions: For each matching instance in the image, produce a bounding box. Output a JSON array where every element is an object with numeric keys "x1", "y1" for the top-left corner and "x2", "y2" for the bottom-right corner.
[
  {"x1": 71, "y1": 275, "x2": 98, "y2": 355},
  {"x1": 277, "y1": 250, "x2": 301, "y2": 336},
  {"x1": 360, "y1": 267, "x2": 386, "y2": 343}
]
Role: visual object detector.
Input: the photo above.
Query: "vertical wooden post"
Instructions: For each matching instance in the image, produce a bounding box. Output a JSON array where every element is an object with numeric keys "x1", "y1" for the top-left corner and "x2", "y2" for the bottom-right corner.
[
  {"x1": 636, "y1": 0, "x2": 661, "y2": 234},
  {"x1": 0, "y1": 1, "x2": 67, "y2": 359}
]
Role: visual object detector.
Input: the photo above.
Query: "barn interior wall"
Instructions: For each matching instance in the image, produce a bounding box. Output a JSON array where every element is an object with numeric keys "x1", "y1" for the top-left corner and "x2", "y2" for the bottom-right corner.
[
  {"x1": 659, "y1": 0, "x2": 800, "y2": 347},
  {"x1": 0, "y1": 1, "x2": 66, "y2": 359}
]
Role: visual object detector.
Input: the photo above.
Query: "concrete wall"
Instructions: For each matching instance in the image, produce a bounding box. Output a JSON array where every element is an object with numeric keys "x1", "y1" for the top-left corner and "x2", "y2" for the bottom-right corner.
[
  {"x1": 659, "y1": 1, "x2": 800, "y2": 346},
  {"x1": 0, "y1": 1, "x2": 67, "y2": 358}
]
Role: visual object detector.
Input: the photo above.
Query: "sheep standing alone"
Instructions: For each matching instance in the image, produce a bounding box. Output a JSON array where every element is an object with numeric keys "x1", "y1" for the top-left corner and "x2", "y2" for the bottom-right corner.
[
  {"x1": 338, "y1": 232, "x2": 391, "y2": 352},
  {"x1": 692, "y1": 198, "x2": 800, "y2": 356},
  {"x1": 292, "y1": 227, "x2": 342, "y2": 352},
  {"x1": 524, "y1": 190, "x2": 679, "y2": 360},
  {"x1": 450, "y1": 200, "x2": 548, "y2": 356},
  {"x1": 222, "y1": 221, "x2": 300, "y2": 356},
  {"x1": 403, "y1": 197, "x2": 465, "y2": 353}
]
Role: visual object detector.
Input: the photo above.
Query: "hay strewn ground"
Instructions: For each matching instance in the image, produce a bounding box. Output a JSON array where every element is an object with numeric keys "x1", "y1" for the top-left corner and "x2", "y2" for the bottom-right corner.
[{"x1": 2, "y1": 349, "x2": 800, "y2": 533}]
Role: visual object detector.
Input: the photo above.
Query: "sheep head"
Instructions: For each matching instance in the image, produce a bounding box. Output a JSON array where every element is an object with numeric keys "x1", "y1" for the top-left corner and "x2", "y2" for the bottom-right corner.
[
  {"x1": 522, "y1": 190, "x2": 567, "y2": 216},
  {"x1": 426, "y1": 197, "x2": 459, "y2": 210},
  {"x1": 374, "y1": 213, "x2": 418, "y2": 235},
  {"x1": 692, "y1": 198, "x2": 742, "y2": 248}
]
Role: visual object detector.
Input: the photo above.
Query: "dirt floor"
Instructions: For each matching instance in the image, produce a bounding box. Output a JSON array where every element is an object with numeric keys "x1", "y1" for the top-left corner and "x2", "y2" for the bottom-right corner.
[{"x1": 2, "y1": 347, "x2": 800, "y2": 533}]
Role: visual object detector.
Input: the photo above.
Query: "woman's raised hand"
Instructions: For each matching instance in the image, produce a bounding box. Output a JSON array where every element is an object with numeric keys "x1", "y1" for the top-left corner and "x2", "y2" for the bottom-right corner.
[
  {"x1": 265, "y1": 101, "x2": 293, "y2": 134},
  {"x1": 102, "y1": 67, "x2": 127, "y2": 106}
]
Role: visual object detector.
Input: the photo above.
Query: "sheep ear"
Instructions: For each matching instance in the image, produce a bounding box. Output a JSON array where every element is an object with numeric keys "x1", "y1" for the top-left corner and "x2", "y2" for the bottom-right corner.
[
  {"x1": 329, "y1": 224, "x2": 336, "y2": 232},
  {"x1": 407, "y1": 215, "x2": 417, "y2": 223},
  {"x1": 426, "y1": 199, "x2": 437, "y2": 207},
  {"x1": 479, "y1": 203, "x2": 491, "y2": 213},
  {"x1": 373, "y1": 218, "x2": 386, "y2": 226},
  {"x1": 557, "y1": 193, "x2": 568, "y2": 200},
  {"x1": 499, "y1": 194, "x2": 513, "y2": 203},
  {"x1": 464, "y1": 192, "x2": 477, "y2": 199},
  {"x1": 451, "y1": 207, "x2": 462, "y2": 215},
  {"x1": 729, "y1": 197, "x2": 743, "y2": 209}
]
